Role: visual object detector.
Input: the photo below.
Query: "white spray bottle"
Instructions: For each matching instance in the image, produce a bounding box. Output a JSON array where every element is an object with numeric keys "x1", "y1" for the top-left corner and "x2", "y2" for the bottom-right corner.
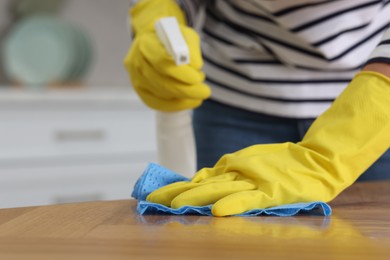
[{"x1": 154, "y1": 17, "x2": 196, "y2": 177}]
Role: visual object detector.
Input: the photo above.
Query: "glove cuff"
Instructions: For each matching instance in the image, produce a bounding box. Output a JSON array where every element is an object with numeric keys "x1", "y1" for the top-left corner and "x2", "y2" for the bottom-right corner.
[
  {"x1": 301, "y1": 71, "x2": 390, "y2": 184},
  {"x1": 130, "y1": 0, "x2": 187, "y2": 35}
]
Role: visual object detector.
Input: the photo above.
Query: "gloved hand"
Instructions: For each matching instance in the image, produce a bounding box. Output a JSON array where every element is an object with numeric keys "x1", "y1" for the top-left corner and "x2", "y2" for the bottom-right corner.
[
  {"x1": 147, "y1": 71, "x2": 390, "y2": 216},
  {"x1": 124, "y1": 0, "x2": 211, "y2": 112}
]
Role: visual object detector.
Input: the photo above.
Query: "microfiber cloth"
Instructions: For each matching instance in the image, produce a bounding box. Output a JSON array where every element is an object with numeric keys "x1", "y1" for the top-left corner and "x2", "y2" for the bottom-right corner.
[{"x1": 131, "y1": 163, "x2": 332, "y2": 216}]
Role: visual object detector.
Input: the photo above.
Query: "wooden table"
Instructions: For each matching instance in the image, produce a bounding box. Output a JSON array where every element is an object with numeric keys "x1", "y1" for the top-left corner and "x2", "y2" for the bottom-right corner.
[{"x1": 0, "y1": 181, "x2": 389, "y2": 260}]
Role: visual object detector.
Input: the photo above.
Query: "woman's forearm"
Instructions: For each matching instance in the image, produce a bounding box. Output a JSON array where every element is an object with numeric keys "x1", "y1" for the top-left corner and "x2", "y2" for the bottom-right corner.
[{"x1": 363, "y1": 62, "x2": 390, "y2": 78}]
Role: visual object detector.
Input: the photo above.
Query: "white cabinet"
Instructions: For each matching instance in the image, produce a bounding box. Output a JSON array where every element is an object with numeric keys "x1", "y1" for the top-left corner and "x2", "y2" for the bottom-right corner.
[{"x1": 0, "y1": 88, "x2": 158, "y2": 208}]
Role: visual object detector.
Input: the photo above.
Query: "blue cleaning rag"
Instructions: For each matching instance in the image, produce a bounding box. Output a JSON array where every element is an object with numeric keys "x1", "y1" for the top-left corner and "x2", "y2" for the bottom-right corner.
[{"x1": 132, "y1": 163, "x2": 332, "y2": 216}]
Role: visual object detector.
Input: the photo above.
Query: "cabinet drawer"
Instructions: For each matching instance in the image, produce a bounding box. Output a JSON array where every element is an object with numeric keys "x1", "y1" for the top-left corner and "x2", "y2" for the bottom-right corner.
[{"x1": 0, "y1": 108, "x2": 157, "y2": 160}]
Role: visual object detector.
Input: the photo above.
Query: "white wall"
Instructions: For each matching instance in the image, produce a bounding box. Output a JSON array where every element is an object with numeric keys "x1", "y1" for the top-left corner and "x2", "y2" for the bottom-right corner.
[{"x1": 62, "y1": 0, "x2": 132, "y2": 87}]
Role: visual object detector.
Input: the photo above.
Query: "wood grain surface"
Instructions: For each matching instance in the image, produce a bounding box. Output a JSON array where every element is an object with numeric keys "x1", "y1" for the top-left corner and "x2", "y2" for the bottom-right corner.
[{"x1": 0, "y1": 181, "x2": 389, "y2": 260}]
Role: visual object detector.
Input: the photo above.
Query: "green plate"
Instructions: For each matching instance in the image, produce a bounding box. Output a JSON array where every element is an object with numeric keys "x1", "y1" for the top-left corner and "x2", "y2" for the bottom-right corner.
[
  {"x1": 66, "y1": 23, "x2": 93, "y2": 82},
  {"x1": 3, "y1": 15, "x2": 79, "y2": 86}
]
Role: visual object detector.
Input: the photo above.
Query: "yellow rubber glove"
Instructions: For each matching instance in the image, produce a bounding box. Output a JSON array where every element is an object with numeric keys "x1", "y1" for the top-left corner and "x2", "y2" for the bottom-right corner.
[
  {"x1": 124, "y1": 0, "x2": 211, "y2": 112},
  {"x1": 147, "y1": 71, "x2": 390, "y2": 216}
]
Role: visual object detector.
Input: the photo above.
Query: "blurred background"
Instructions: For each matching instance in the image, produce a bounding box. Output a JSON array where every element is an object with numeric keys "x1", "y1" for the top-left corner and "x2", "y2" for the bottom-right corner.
[{"x1": 0, "y1": 0, "x2": 158, "y2": 208}]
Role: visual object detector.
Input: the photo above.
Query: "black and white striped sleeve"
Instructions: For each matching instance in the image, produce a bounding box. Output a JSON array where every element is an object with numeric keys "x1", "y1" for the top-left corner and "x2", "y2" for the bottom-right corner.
[
  {"x1": 175, "y1": 0, "x2": 208, "y2": 26},
  {"x1": 367, "y1": 27, "x2": 390, "y2": 64}
]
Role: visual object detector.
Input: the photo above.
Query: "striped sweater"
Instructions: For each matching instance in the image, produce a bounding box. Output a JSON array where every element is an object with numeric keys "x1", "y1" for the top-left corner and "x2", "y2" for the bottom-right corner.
[{"x1": 176, "y1": 0, "x2": 390, "y2": 118}]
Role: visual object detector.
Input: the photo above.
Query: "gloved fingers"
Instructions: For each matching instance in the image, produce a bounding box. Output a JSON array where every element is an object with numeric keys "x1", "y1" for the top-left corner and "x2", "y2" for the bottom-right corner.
[
  {"x1": 123, "y1": 35, "x2": 140, "y2": 76},
  {"x1": 180, "y1": 25, "x2": 203, "y2": 69},
  {"x1": 177, "y1": 79, "x2": 209, "y2": 100},
  {"x1": 130, "y1": 57, "x2": 208, "y2": 110},
  {"x1": 137, "y1": 48, "x2": 206, "y2": 85},
  {"x1": 139, "y1": 31, "x2": 204, "y2": 84},
  {"x1": 211, "y1": 190, "x2": 278, "y2": 217},
  {"x1": 136, "y1": 57, "x2": 210, "y2": 99},
  {"x1": 148, "y1": 25, "x2": 203, "y2": 70},
  {"x1": 198, "y1": 172, "x2": 247, "y2": 184},
  {"x1": 126, "y1": 30, "x2": 210, "y2": 109},
  {"x1": 146, "y1": 181, "x2": 200, "y2": 207},
  {"x1": 170, "y1": 180, "x2": 256, "y2": 209},
  {"x1": 191, "y1": 165, "x2": 226, "y2": 183},
  {"x1": 135, "y1": 87, "x2": 204, "y2": 111},
  {"x1": 124, "y1": 35, "x2": 144, "y2": 83}
]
